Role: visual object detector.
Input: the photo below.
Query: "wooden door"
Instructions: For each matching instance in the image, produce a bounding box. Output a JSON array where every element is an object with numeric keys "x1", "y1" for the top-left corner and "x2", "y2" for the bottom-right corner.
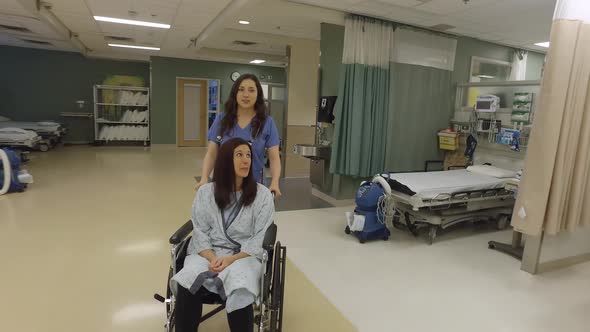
[{"x1": 177, "y1": 79, "x2": 208, "y2": 146}]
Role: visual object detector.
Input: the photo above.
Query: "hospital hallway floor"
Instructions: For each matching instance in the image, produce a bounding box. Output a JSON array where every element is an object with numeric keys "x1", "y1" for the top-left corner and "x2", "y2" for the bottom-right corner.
[
  {"x1": 0, "y1": 145, "x2": 353, "y2": 332},
  {"x1": 2, "y1": 145, "x2": 590, "y2": 332}
]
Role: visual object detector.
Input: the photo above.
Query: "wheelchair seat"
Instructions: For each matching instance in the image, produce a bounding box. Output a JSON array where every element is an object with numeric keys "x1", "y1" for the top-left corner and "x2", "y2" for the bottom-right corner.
[{"x1": 155, "y1": 220, "x2": 285, "y2": 332}]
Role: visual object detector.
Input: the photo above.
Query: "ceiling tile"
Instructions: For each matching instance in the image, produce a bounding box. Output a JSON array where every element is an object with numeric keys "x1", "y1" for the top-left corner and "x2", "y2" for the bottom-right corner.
[
  {"x1": 42, "y1": 0, "x2": 92, "y2": 16},
  {"x1": 86, "y1": 0, "x2": 179, "y2": 24},
  {"x1": 376, "y1": 0, "x2": 424, "y2": 6},
  {"x1": 1, "y1": 0, "x2": 36, "y2": 17},
  {"x1": 289, "y1": 0, "x2": 364, "y2": 10},
  {"x1": 54, "y1": 12, "x2": 100, "y2": 34},
  {"x1": 350, "y1": 0, "x2": 403, "y2": 16},
  {"x1": 415, "y1": 0, "x2": 498, "y2": 15}
]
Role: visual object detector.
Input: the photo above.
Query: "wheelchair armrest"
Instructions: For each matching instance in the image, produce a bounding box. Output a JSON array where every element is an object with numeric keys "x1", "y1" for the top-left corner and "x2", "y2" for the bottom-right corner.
[
  {"x1": 170, "y1": 220, "x2": 194, "y2": 245},
  {"x1": 263, "y1": 223, "x2": 277, "y2": 251}
]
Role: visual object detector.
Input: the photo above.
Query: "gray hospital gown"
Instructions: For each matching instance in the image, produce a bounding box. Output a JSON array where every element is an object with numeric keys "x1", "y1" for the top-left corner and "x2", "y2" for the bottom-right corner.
[{"x1": 171, "y1": 183, "x2": 274, "y2": 313}]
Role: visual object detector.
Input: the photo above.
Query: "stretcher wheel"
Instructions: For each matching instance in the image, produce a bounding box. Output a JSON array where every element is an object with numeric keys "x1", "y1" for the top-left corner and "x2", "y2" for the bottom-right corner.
[
  {"x1": 345, "y1": 226, "x2": 351, "y2": 234},
  {"x1": 39, "y1": 144, "x2": 49, "y2": 152}
]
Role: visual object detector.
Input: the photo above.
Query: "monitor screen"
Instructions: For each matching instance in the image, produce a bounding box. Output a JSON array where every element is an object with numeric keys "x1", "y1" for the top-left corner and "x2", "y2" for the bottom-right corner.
[{"x1": 476, "y1": 100, "x2": 493, "y2": 110}]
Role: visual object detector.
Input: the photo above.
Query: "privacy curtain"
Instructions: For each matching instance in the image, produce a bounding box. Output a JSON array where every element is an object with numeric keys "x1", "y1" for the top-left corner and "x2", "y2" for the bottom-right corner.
[
  {"x1": 330, "y1": 15, "x2": 394, "y2": 177},
  {"x1": 509, "y1": 49, "x2": 528, "y2": 81},
  {"x1": 512, "y1": 0, "x2": 590, "y2": 235},
  {"x1": 385, "y1": 28, "x2": 456, "y2": 172}
]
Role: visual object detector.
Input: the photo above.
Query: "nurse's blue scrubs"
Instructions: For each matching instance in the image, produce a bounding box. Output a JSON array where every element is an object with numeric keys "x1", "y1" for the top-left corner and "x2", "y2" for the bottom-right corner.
[{"x1": 207, "y1": 113, "x2": 280, "y2": 183}]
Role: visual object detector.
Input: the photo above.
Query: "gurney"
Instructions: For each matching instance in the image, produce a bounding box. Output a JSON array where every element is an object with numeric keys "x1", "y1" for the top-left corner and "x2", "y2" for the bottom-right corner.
[
  {"x1": 0, "y1": 128, "x2": 44, "y2": 151},
  {"x1": 378, "y1": 165, "x2": 518, "y2": 244},
  {"x1": 0, "y1": 116, "x2": 66, "y2": 148}
]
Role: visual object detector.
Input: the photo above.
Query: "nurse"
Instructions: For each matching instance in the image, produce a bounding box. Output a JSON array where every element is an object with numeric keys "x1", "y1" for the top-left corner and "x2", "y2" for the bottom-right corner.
[{"x1": 195, "y1": 73, "x2": 282, "y2": 197}]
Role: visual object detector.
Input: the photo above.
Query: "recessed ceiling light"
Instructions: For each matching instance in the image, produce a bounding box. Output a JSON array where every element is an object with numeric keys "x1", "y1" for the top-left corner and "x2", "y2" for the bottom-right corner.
[
  {"x1": 108, "y1": 43, "x2": 160, "y2": 51},
  {"x1": 479, "y1": 75, "x2": 495, "y2": 79},
  {"x1": 94, "y1": 16, "x2": 170, "y2": 29},
  {"x1": 535, "y1": 41, "x2": 550, "y2": 48},
  {"x1": 250, "y1": 59, "x2": 265, "y2": 64},
  {"x1": 239, "y1": 20, "x2": 250, "y2": 25}
]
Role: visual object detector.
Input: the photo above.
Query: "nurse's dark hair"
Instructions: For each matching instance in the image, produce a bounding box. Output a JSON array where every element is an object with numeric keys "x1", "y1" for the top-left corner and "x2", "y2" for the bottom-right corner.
[
  {"x1": 212, "y1": 137, "x2": 257, "y2": 209},
  {"x1": 220, "y1": 73, "x2": 267, "y2": 139}
]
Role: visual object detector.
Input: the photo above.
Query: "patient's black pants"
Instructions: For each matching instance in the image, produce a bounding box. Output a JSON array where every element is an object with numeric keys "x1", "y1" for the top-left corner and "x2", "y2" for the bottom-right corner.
[{"x1": 175, "y1": 285, "x2": 254, "y2": 332}]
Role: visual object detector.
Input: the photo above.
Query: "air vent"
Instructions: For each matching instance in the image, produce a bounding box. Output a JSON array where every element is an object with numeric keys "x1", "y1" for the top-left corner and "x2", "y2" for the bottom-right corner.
[
  {"x1": 429, "y1": 24, "x2": 456, "y2": 31},
  {"x1": 20, "y1": 39, "x2": 52, "y2": 45},
  {"x1": 105, "y1": 35, "x2": 135, "y2": 42},
  {"x1": 0, "y1": 24, "x2": 32, "y2": 33},
  {"x1": 233, "y1": 40, "x2": 257, "y2": 46}
]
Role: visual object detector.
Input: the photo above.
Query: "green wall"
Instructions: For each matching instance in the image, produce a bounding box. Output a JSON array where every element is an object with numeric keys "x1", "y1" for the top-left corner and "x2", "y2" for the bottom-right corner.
[
  {"x1": 452, "y1": 36, "x2": 545, "y2": 84},
  {"x1": 526, "y1": 51, "x2": 546, "y2": 81},
  {"x1": 320, "y1": 23, "x2": 345, "y2": 97},
  {"x1": 0, "y1": 46, "x2": 149, "y2": 142},
  {"x1": 150, "y1": 56, "x2": 286, "y2": 144},
  {"x1": 452, "y1": 36, "x2": 513, "y2": 85}
]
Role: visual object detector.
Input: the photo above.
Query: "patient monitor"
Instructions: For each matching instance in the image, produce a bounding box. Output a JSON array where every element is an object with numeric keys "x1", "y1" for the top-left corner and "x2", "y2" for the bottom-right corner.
[{"x1": 475, "y1": 95, "x2": 500, "y2": 113}]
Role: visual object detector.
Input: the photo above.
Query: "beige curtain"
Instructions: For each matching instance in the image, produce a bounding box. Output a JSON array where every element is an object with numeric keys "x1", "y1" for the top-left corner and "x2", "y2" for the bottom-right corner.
[{"x1": 512, "y1": 0, "x2": 590, "y2": 235}]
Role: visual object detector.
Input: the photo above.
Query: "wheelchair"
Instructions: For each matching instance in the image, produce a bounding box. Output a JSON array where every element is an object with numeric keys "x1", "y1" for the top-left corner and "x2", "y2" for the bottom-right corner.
[{"x1": 154, "y1": 220, "x2": 287, "y2": 332}]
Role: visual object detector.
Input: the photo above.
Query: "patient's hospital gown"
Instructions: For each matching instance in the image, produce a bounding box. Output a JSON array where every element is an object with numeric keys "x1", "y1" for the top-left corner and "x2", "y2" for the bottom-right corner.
[{"x1": 171, "y1": 183, "x2": 274, "y2": 313}]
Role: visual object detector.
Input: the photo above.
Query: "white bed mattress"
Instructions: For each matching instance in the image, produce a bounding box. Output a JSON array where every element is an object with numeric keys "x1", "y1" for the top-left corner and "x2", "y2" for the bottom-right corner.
[
  {"x1": 386, "y1": 170, "x2": 507, "y2": 200},
  {"x1": 0, "y1": 121, "x2": 62, "y2": 134}
]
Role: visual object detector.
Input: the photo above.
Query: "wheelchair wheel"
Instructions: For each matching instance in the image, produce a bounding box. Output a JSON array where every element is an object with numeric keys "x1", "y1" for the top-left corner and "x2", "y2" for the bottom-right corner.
[
  {"x1": 166, "y1": 267, "x2": 175, "y2": 331},
  {"x1": 269, "y1": 241, "x2": 286, "y2": 332},
  {"x1": 166, "y1": 268, "x2": 172, "y2": 316}
]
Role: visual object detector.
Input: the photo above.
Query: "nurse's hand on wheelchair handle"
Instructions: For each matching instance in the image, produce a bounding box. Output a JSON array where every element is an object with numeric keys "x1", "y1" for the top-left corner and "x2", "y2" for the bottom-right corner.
[
  {"x1": 270, "y1": 186, "x2": 281, "y2": 198},
  {"x1": 269, "y1": 177, "x2": 281, "y2": 198},
  {"x1": 194, "y1": 179, "x2": 207, "y2": 191}
]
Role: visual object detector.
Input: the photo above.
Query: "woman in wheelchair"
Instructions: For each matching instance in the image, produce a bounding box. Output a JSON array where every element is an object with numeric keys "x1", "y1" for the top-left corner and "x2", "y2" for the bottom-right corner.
[{"x1": 171, "y1": 137, "x2": 275, "y2": 332}]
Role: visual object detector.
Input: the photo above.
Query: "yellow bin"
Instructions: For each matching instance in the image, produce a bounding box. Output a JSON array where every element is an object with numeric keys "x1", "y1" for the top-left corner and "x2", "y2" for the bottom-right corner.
[{"x1": 438, "y1": 131, "x2": 459, "y2": 151}]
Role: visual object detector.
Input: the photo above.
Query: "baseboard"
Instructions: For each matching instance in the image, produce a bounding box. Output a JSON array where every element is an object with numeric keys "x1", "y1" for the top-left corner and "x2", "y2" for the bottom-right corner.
[
  {"x1": 311, "y1": 188, "x2": 355, "y2": 207},
  {"x1": 538, "y1": 252, "x2": 590, "y2": 273}
]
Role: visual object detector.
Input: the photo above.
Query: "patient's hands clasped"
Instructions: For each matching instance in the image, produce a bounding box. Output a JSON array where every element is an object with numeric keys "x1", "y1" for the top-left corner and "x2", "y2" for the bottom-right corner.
[{"x1": 208, "y1": 256, "x2": 234, "y2": 273}]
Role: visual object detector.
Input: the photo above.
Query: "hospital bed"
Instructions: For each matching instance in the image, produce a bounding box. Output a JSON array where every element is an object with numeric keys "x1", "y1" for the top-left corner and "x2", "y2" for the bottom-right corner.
[
  {"x1": 0, "y1": 116, "x2": 66, "y2": 150},
  {"x1": 0, "y1": 128, "x2": 44, "y2": 152},
  {"x1": 378, "y1": 165, "x2": 518, "y2": 244}
]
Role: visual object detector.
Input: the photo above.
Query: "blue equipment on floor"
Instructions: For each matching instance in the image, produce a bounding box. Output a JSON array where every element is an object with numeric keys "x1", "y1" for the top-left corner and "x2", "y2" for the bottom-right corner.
[
  {"x1": 345, "y1": 175, "x2": 391, "y2": 243},
  {"x1": 0, "y1": 147, "x2": 30, "y2": 194}
]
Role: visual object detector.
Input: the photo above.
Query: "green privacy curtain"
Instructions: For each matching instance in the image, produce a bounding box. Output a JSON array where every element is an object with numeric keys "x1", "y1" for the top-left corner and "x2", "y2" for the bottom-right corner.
[
  {"x1": 385, "y1": 28, "x2": 457, "y2": 172},
  {"x1": 330, "y1": 15, "x2": 394, "y2": 177},
  {"x1": 385, "y1": 64, "x2": 453, "y2": 172}
]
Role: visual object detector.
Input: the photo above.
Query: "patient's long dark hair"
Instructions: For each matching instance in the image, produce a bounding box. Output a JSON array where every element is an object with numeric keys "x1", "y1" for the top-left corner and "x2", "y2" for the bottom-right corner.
[{"x1": 212, "y1": 138, "x2": 257, "y2": 210}]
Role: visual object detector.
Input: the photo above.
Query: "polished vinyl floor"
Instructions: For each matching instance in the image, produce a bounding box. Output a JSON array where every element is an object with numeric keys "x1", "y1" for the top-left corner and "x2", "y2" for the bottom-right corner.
[
  {"x1": 3, "y1": 145, "x2": 590, "y2": 332},
  {"x1": 0, "y1": 145, "x2": 352, "y2": 332}
]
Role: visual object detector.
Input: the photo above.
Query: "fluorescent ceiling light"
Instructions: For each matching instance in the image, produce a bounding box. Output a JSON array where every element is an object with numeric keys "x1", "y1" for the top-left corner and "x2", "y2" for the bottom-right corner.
[
  {"x1": 108, "y1": 43, "x2": 160, "y2": 51},
  {"x1": 94, "y1": 16, "x2": 170, "y2": 29},
  {"x1": 535, "y1": 41, "x2": 550, "y2": 48},
  {"x1": 250, "y1": 59, "x2": 265, "y2": 64},
  {"x1": 479, "y1": 75, "x2": 495, "y2": 79},
  {"x1": 239, "y1": 20, "x2": 250, "y2": 25}
]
